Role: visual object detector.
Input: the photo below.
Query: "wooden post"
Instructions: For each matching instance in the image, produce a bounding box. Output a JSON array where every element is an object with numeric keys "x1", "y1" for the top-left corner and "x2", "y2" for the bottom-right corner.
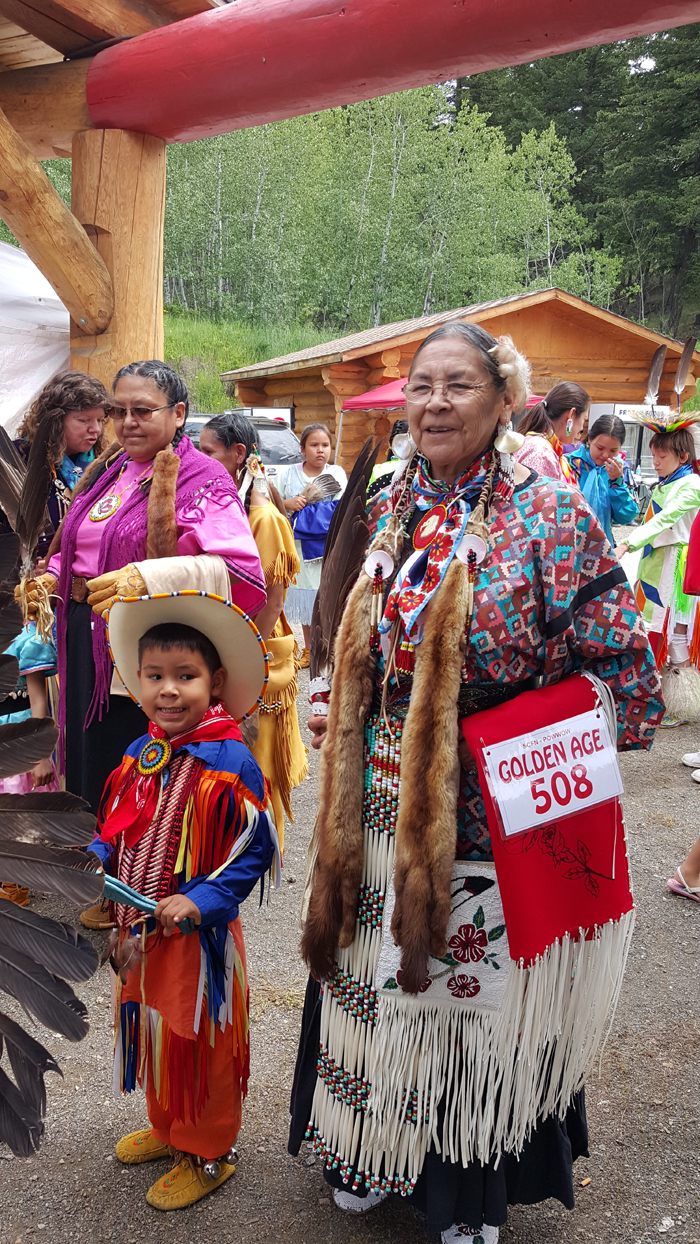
[
  {"x1": 70, "y1": 128, "x2": 166, "y2": 386},
  {"x1": 0, "y1": 104, "x2": 113, "y2": 333}
]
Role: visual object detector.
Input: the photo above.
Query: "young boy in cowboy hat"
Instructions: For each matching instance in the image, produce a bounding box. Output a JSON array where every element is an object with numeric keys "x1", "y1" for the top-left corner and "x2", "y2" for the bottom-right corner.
[{"x1": 89, "y1": 587, "x2": 279, "y2": 1211}]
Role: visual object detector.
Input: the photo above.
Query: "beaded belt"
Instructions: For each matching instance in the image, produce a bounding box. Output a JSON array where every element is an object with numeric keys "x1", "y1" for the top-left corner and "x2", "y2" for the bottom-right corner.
[{"x1": 372, "y1": 677, "x2": 533, "y2": 723}]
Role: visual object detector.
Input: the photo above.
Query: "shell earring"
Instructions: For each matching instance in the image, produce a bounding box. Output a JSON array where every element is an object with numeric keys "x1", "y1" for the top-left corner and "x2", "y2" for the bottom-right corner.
[{"x1": 493, "y1": 420, "x2": 524, "y2": 454}]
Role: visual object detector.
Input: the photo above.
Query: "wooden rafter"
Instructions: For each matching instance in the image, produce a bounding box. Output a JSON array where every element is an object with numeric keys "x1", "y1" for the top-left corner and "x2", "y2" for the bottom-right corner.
[
  {"x1": 0, "y1": 0, "x2": 171, "y2": 56},
  {"x1": 0, "y1": 15, "x2": 60, "y2": 69},
  {"x1": 0, "y1": 103, "x2": 113, "y2": 334}
]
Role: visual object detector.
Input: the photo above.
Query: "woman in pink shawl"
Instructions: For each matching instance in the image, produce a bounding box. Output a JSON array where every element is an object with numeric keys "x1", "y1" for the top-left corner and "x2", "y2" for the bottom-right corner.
[
  {"x1": 25, "y1": 362, "x2": 265, "y2": 831},
  {"x1": 514, "y1": 382, "x2": 590, "y2": 484}
]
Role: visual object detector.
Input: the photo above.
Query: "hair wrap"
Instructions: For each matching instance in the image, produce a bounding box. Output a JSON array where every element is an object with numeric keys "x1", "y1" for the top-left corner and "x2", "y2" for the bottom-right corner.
[{"x1": 488, "y1": 335, "x2": 531, "y2": 412}]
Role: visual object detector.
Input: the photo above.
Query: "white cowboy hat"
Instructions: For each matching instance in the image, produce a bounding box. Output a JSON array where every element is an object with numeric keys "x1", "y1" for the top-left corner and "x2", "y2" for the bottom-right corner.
[{"x1": 107, "y1": 590, "x2": 268, "y2": 722}]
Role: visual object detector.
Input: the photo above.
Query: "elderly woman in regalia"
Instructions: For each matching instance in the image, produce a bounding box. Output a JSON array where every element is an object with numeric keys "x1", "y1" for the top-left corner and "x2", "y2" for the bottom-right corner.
[{"x1": 289, "y1": 322, "x2": 663, "y2": 1243}]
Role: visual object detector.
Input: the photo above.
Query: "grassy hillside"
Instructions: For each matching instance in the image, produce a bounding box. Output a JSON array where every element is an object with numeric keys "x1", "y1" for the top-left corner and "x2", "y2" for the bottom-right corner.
[{"x1": 164, "y1": 313, "x2": 328, "y2": 413}]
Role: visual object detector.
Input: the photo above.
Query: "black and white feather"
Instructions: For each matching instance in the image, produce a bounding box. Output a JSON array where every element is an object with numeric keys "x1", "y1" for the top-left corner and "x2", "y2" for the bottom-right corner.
[
  {"x1": 309, "y1": 439, "x2": 380, "y2": 680},
  {"x1": 0, "y1": 569, "x2": 100, "y2": 1155}
]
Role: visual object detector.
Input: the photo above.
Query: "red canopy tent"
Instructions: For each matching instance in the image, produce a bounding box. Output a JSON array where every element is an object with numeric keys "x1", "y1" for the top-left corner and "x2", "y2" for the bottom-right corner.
[
  {"x1": 342, "y1": 378, "x2": 408, "y2": 411},
  {"x1": 337, "y1": 378, "x2": 407, "y2": 460}
]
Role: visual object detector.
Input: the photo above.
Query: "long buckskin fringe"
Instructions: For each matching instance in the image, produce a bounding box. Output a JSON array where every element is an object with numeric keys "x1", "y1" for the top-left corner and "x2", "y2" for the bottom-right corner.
[
  {"x1": 306, "y1": 712, "x2": 636, "y2": 1193},
  {"x1": 361, "y1": 911, "x2": 635, "y2": 1184}
]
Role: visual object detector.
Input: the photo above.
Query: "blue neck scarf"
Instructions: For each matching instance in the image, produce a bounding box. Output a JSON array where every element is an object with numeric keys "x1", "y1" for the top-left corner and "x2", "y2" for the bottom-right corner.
[
  {"x1": 568, "y1": 443, "x2": 618, "y2": 544},
  {"x1": 56, "y1": 450, "x2": 95, "y2": 492},
  {"x1": 656, "y1": 463, "x2": 694, "y2": 487}
]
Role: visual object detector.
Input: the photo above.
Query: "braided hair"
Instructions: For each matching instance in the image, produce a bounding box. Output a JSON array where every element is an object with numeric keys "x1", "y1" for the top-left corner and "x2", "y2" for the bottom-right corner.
[
  {"x1": 113, "y1": 360, "x2": 189, "y2": 446},
  {"x1": 203, "y1": 412, "x2": 286, "y2": 516}
]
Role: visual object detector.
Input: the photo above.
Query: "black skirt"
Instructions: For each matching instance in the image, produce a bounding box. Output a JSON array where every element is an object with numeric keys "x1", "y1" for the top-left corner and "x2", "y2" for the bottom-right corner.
[
  {"x1": 289, "y1": 976, "x2": 589, "y2": 1234},
  {"x1": 64, "y1": 599, "x2": 149, "y2": 813}
]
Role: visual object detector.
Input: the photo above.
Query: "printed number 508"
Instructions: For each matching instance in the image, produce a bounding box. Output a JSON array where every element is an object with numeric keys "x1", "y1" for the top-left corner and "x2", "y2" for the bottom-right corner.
[{"x1": 530, "y1": 765, "x2": 593, "y2": 814}]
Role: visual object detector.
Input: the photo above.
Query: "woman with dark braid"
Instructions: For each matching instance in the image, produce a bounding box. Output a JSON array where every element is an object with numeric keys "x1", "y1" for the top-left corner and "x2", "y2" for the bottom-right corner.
[
  {"x1": 22, "y1": 362, "x2": 265, "y2": 817},
  {"x1": 200, "y1": 411, "x2": 307, "y2": 848}
]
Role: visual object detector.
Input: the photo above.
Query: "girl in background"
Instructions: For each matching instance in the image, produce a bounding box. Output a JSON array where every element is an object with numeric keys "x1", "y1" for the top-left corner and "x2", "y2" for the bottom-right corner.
[
  {"x1": 616, "y1": 423, "x2": 700, "y2": 725},
  {"x1": 514, "y1": 381, "x2": 590, "y2": 483},
  {"x1": 279, "y1": 423, "x2": 347, "y2": 668},
  {"x1": 200, "y1": 412, "x2": 307, "y2": 847},
  {"x1": 567, "y1": 414, "x2": 639, "y2": 545}
]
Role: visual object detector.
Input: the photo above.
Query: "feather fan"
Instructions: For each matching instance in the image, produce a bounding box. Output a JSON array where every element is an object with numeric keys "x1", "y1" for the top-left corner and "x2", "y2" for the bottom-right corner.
[
  {"x1": 0, "y1": 1010, "x2": 61, "y2": 1129},
  {"x1": 0, "y1": 943, "x2": 88, "y2": 1041},
  {"x1": 0, "y1": 654, "x2": 20, "y2": 699},
  {"x1": 0, "y1": 531, "x2": 19, "y2": 585},
  {"x1": 309, "y1": 439, "x2": 381, "y2": 679},
  {"x1": 0, "y1": 899, "x2": 98, "y2": 981},
  {"x1": 300, "y1": 472, "x2": 343, "y2": 504},
  {"x1": 0, "y1": 591, "x2": 24, "y2": 654},
  {"x1": 16, "y1": 413, "x2": 54, "y2": 579},
  {"x1": 0, "y1": 791, "x2": 89, "y2": 813},
  {"x1": 0, "y1": 839, "x2": 103, "y2": 905},
  {"x1": 0, "y1": 717, "x2": 58, "y2": 780},
  {"x1": 0, "y1": 1063, "x2": 43, "y2": 1156},
  {"x1": 0, "y1": 427, "x2": 26, "y2": 534},
  {"x1": 0, "y1": 800, "x2": 96, "y2": 848}
]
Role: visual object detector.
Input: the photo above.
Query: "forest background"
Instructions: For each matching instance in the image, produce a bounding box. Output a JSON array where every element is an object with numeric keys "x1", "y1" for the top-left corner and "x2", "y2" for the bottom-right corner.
[{"x1": 1, "y1": 23, "x2": 698, "y2": 413}]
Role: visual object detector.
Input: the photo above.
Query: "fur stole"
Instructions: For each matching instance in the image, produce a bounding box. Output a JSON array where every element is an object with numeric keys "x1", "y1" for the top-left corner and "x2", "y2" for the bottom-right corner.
[
  {"x1": 146, "y1": 446, "x2": 180, "y2": 559},
  {"x1": 390, "y1": 556, "x2": 468, "y2": 992},
  {"x1": 302, "y1": 530, "x2": 468, "y2": 993}
]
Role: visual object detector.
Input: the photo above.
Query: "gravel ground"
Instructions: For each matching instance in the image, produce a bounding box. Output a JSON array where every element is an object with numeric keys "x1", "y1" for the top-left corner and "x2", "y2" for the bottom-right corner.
[{"x1": 1, "y1": 663, "x2": 699, "y2": 1244}]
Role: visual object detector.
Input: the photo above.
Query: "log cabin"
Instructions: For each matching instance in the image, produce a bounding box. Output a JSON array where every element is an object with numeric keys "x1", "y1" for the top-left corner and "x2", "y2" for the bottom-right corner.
[{"x1": 221, "y1": 288, "x2": 700, "y2": 473}]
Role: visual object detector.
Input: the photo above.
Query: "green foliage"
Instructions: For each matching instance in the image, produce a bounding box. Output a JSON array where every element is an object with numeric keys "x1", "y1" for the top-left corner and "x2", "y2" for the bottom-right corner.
[
  {"x1": 682, "y1": 379, "x2": 700, "y2": 414},
  {"x1": 6, "y1": 32, "x2": 697, "y2": 356},
  {"x1": 459, "y1": 24, "x2": 700, "y2": 336},
  {"x1": 164, "y1": 87, "x2": 620, "y2": 331},
  {"x1": 163, "y1": 313, "x2": 327, "y2": 412}
]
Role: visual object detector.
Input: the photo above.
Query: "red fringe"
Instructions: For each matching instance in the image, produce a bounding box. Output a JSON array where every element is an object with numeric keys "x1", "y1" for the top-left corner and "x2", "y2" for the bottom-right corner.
[
  {"x1": 690, "y1": 607, "x2": 700, "y2": 669},
  {"x1": 656, "y1": 608, "x2": 670, "y2": 670}
]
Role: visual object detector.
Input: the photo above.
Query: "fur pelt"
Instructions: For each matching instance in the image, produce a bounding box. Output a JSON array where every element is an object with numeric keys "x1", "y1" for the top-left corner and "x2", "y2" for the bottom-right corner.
[
  {"x1": 390, "y1": 556, "x2": 468, "y2": 992},
  {"x1": 301, "y1": 520, "x2": 404, "y2": 979},
  {"x1": 146, "y1": 446, "x2": 180, "y2": 559},
  {"x1": 300, "y1": 569, "x2": 376, "y2": 979},
  {"x1": 301, "y1": 531, "x2": 470, "y2": 993}
]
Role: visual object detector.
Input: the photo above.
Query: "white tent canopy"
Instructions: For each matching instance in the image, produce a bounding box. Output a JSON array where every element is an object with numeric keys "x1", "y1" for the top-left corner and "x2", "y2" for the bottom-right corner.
[{"x1": 0, "y1": 240, "x2": 69, "y2": 433}]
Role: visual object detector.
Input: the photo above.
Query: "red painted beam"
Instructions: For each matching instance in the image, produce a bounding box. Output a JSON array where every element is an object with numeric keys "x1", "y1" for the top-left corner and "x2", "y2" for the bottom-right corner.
[{"x1": 86, "y1": 0, "x2": 700, "y2": 144}]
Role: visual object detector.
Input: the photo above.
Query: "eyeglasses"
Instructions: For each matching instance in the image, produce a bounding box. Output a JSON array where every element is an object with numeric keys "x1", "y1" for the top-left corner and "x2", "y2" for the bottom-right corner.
[
  {"x1": 403, "y1": 381, "x2": 491, "y2": 404},
  {"x1": 110, "y1": 403, "x2": 174, "y2": 422}
]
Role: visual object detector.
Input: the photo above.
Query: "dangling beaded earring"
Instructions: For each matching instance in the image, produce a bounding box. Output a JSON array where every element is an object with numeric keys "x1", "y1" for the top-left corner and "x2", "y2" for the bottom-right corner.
[
  {"x1": 566, "y1": 417, "x2": 574, "y2": 437},
  {"x1": 493, "y1": 421, "x2": 524, "y2": 502},
  {"x1": 493, "y1": 421, "x2": 524, "y2": 455}
]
